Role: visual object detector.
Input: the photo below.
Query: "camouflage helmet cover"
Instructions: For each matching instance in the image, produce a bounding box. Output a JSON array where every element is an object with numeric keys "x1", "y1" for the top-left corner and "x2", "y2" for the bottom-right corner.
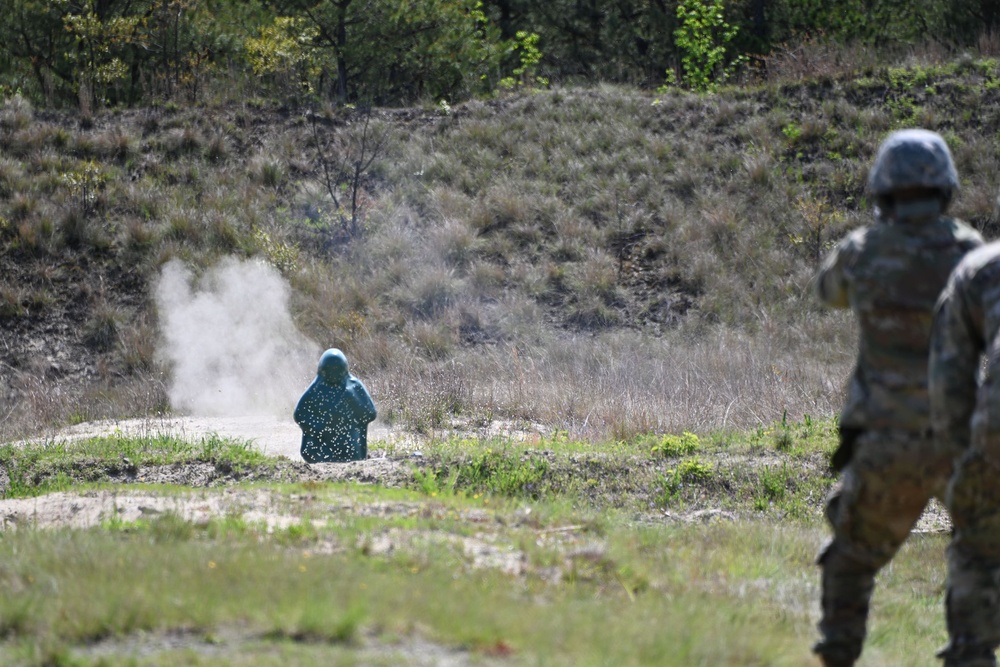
[{"x1": 868, "y1": 129, "x2": 959, "y2": 196}]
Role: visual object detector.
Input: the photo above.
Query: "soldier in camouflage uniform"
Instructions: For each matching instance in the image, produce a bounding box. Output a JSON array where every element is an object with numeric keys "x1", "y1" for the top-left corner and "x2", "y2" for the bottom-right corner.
[
  {"x1": 931, "y1": 243, "x2": 1000, "y2": 667},
  {"x1": 812, "y1": 129, "x2": 984, "y2": 667}
]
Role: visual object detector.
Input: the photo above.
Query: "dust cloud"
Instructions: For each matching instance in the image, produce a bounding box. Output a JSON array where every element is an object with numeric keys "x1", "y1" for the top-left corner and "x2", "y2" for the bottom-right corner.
[{"x1": 154, "y1": 258, "x2": 321, "y2": 417}]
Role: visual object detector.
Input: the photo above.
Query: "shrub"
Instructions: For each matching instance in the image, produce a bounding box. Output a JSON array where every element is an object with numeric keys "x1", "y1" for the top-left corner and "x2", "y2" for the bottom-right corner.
[
  {"x1": 648, "y1": 431, "x2": 701, "y2": 458},
  {"x1": 0, "y1": 95, "x2": 33, "y2": 131}
]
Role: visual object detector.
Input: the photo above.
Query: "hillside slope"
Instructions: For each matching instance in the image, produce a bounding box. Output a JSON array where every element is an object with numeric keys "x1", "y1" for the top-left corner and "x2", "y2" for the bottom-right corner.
[{"x1": 3, "y1": 56, "x2": 1000, "y2": 441}]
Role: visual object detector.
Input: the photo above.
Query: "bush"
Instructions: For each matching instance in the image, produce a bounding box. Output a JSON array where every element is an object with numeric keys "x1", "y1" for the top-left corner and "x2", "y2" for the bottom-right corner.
[{"x1": 648, "y1": 432, "x2": 701, "y2": 458}]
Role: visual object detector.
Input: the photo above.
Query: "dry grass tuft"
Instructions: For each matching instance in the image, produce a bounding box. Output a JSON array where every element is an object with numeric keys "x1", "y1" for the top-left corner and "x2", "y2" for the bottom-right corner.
[{"x1": 0, "y1": 95, "x2": 33, "y2": 131}]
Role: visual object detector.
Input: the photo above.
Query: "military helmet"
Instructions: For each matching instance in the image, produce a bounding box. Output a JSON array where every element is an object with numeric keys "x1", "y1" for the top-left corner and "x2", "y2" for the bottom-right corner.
[
  {"x1": 317, "y1": 348, "x2": 349, "y2": 385},
  {"x1": 868, "y1": 129, "x2": 959, "y2": 196}
]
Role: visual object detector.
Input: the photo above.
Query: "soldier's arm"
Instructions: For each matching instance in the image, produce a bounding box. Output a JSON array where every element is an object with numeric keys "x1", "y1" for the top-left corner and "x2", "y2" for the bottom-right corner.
[
  {"x1": 814, "y1": 235, "x2": 856, "y2": 309},
  {"x1": 930, "y1": 272, "x2": 983, "y2": 455}
]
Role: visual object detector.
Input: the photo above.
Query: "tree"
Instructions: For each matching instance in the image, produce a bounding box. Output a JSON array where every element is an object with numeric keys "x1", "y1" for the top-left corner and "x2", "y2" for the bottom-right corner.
[
  {"x1": 61, "y1": 0, "x2": 142, "y2": 111},
  {"x1": 274, "y1": 0, "x2": 504, "y2": 105},
  {"x1": 1, "y1": 1, "x2": 78, "y2": 104},
  {"x1": 671, "y1": 0, "x2": 743, "y2": 91}
]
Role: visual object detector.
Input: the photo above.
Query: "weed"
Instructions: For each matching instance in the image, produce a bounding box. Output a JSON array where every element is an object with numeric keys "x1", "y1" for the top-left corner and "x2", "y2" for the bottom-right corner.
[
  {"x1": 60, "y1": 159, "x2": 108, "y2": 216},
  {"x1": 498, "y1": 31, "x2": 548, "y2": 90},
  {"x1": 647, "y1": 431, "x2": 701, "y2": 458},
  {"x1": 452, "y1": 448, "x2": 550, "y2": 500},
  {"x1": 254, "y1": 228, "x2": 300, "y2": 273},
  {"x1": 754, "y1": 464, "x2": 790, "y2": 510},
  {"x1": 0, "y1": 94, "x2": 32, "y2": 128},
  {"x1": 82, "y1": 305, "x2": 121, "y2": 352},
  {"x1": 655, "y1": 457, "x2": 715, "y2": 507},
  {"x1": 249, "y1": 155, "x2": 286, "y2": 188}
]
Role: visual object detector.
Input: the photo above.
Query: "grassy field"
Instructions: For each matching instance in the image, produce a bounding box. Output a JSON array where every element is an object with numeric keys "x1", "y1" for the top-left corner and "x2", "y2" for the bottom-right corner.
[{"x1": 0, "y1": 422, "x2": 952, "y2": 666}]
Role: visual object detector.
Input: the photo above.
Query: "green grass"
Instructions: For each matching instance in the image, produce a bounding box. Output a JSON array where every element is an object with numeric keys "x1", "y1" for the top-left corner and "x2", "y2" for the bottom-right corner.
[
  {"x1": 0, "y1": 419, "x2": 945, "y2": 666},
  {"x1": 0, "y1": 434, "x2": 271, "y2": 498},
  {"x1": 0, "y1": 487, "x2": 949, "y2": 667},
  {"x1": 0, "y1": 420, "x2": 839, "y2": 517},
  {"x1": 398, "y1": 417, "x2": 838, "y2": 515}
]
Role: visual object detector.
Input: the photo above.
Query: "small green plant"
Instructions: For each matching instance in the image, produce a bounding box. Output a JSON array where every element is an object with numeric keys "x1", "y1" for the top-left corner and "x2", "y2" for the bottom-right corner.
[
  {"x1": 649, "y1": 431, "x2": 701, "y2": 458},
  {"x1": 788, "y1": 194, "x2": 845, "y2": 265},
  {"x1": 499, "y1": 31, "x2": 547, "y2": 90},
  {"x1": 276, "y1": 520, "x2": 320, "y2": 546},
  {"x1": 454, "y1": 448, "x2": 549, "y2": 499},
  {"x1": 756, "y1": 465, "x2": 789, "y2": 506},
  {"x1": 655, "y1": 470, "x2": 682, "y2": 506},
  {"x1": 666, "y1": 0, "x2": 744, "y2": 92},
  {"x1": 411, "y1": 467, "x2": 458, "y2": 497},
  {"x1": 675, "y1": 458, "x2": 714, "y2": 482},
  {"x1": 61, "y1": 160, "x2": 108, "y2": 215},
  {"x1": 655, "y1": 457, "x2": 714, "y2": 507},
  {"x1": 773, "y1": 410, "x2": 793, "y2": 452},
  {"x1": 782, "y1": 122, "x2": 802, "y2": 143},
  {"x1": 253, "y1": 228, "x2": 300, "y2": 273}
]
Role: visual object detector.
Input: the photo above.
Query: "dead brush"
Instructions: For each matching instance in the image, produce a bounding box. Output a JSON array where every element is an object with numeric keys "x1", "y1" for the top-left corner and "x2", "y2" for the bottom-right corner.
[
  {"x1": 393, "y1": 264, "x2": 462, "y2": 320},
  {"x1": 405, "y1": 319, "x2": 457, "y2": 361},
  {"x1": 0, "y1": 95, "x2": 33, "y2": 131},
  {"x1": 162, "y1": 126, "x2": 204, "y2": 159},
  {"x1": 204, "y1": 131, "x2": 231, "y2": 163},
  {"x1": 248, "y1": 154, "x2": 286, "y2": 189},
  {"x1": 118, "y1": 312, "x2": 157, "y2": 374},
  {"x1": 82, "y1": 303, "x2": 122, "y2": 353},
  {"x1": 0, "y1": 284, "x2": 26, "y2": 320},
  {"x1": 761, "y1": 38, "x2": 889, "y2": 83},
  {"x1": 9, "y1": 192, "x2": 37, "y2": 221},
  {"x1": 92, "y1": 127, "x2": 139, "y2": 163},
  {"x1": 0, "y1": 372, "x2": 70, "y2": 439},
  {"x1": 0, "y1": 157, "x2": 25, "y2": 199}
]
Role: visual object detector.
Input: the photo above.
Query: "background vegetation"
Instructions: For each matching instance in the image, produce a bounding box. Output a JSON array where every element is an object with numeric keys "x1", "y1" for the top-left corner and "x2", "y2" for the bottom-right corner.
[
  {"x1": 5, "y1": 44, "x2": 1000, "y2": 442},
  {"x1": 5, "y1": 0, "x2": 1000, "y2": 109}
]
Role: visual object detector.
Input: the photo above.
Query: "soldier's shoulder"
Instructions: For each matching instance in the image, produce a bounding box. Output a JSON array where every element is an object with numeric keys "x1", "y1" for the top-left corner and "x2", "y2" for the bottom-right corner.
[
  {"x1": 942, "y1": 243, "x2": 1000, "y2": 299},
  {"x1": 942, "y1": 217, "x2": 986, "y2": 246},
  {"x1": 831, "y1": 225, "x2": 872, "y2": 253},
  {"x1": 955, "y1": 241, "x2": 1000, "y2": 276}
]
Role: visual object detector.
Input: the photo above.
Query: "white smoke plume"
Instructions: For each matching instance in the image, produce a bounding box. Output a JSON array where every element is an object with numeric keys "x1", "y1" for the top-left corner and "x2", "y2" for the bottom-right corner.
[{"x1": 155, "y1": 258, "x2": 321, "y2": 417}]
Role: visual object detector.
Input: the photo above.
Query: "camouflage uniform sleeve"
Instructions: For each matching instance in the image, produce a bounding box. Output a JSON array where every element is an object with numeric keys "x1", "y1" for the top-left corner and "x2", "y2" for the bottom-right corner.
[
  {"x1": 930, "y1": 268, "x2": 983, "y2": 456},
  {"x1": 814, "y1": 233, "x2": 859, "y2": 309}
]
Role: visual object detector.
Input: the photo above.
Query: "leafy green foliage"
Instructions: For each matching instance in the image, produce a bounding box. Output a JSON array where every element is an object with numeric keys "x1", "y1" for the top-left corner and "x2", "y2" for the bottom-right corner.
[
  {"x1": 499, "y1": 30, "x2": 547, "y2": 90},
  {"x1": 60, "y1": 159, "x2": 107, "y2": 215},
  {"x1": 648, "y1": 431, "x2": 701, "y2": 458},
  {"x1": 61, "y1": 0, "x2": 141, "y2": 111},
  {"x1": 244, "y1": 16, "x2": 320, "y2": 100},
  {"x1": 414, "y1": 447, "x2": 551, "y2": 500},
  {"x1": 655, "y1": 457, "x2": 714, "y2": 506},
  {"x1": 282, "y1": 0, "x2": 505, "y2": 104},
  {"x1": 668, "y1": 0, "x2": 743, "y2": 92},
  {"x1": 1, "y1": 0, "x2": 996, "y2": 109}
]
